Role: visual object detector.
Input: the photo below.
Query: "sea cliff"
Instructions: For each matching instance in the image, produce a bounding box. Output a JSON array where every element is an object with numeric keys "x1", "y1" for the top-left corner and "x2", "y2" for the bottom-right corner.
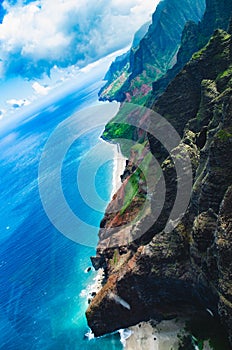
[{"x1": 86, "y1": 0, "x2": 232, "y2": 347}]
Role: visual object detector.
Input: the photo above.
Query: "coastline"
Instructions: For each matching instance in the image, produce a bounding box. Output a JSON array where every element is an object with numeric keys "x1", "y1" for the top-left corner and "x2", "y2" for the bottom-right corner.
[
  {"x1": 81, "y1": 268, "x2": 105, "y2": 302},
  {"x1": 111, "y1": 142, "x2": 127, "y2": 198},
  {"x1": 87, "y1": 141, "x2": 190, "y2": 349},
  {"x1": 87, "y1": 139, "x2": 189, "y2": 348},
  {"x1": 86, "y1": 141, "x2": 126, "y2": 317}
]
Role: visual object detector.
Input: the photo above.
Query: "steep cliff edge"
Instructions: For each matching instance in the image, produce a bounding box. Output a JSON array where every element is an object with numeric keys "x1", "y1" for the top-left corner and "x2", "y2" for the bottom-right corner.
[
  {"x1": 86, "y1": 28, "x2": 232, "y2": 347},
  {"x1": 150, "y1": 0, "x2": 232, "y2": 102},
  {"x1": 100, "y1": 0, "x2": 232, "y2": 149},
  {"x1": 99, "y1": 0, "x2": 205, "y2": 103}
]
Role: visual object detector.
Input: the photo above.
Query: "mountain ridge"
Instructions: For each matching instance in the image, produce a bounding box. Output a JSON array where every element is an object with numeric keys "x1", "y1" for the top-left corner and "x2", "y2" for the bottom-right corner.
[
  {"x1": 98, "y1": 0, "x2": 205, "y2": 103},
  {"x1": 150, "y1": 0, "x2": 232, "y2": 102}
]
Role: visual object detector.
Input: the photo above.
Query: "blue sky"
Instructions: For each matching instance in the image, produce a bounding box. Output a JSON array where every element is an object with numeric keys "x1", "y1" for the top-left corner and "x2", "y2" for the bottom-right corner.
[
  {"x1": 0, "y1": 0, "x2": 158, "y2": 80},
  {"x1": 0, "y1": 0, "x2": 159, "y2": 119}
]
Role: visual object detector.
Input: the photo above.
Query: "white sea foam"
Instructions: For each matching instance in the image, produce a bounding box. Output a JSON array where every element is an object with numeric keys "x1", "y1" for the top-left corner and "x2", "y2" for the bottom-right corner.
[
  {"x1": 85, "y1": 330, "x2": 95, "y2": 340},
  {"x1": 80, "y1": 269, "x2": 104, "y2": 299},
  {"x1": 119, "y1": 329, "x2": 133, "y2": 347}
]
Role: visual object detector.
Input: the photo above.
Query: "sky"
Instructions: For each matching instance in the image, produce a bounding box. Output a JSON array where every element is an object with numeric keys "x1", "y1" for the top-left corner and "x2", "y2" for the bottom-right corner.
[
  {"x1": 0, "y1": 0, "x2": 160, "y2": 119},
  {"x1": 0, "y1": 0, "x2": 159, "y2": 80}
]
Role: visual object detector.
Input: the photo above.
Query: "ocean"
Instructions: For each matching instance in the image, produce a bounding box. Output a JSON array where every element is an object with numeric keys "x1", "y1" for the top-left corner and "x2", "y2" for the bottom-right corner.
[{"x1": 0, "y1": 62, "x2": 123, "y2": 349}]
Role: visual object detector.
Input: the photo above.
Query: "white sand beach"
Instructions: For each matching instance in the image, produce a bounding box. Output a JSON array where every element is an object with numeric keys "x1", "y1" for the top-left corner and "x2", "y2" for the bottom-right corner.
[
  {"x1": 84, "y1": 142, "x2": 126, "y2": 303},
  {"x1": 124, "y1": 320, "x2": 187, "y2": 350},
  {"x1": 111, "y1": 143, "x2": 127, "y2": 198}
]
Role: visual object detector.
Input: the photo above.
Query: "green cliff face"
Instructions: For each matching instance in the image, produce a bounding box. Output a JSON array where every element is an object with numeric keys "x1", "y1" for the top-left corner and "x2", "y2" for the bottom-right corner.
[
  {"x1": 99, "y1": 0, "x2": 205, "y2": 103},
  {"x1": 150, "y1": 0, "x2": 232, "y2": 102},
  {"x1": 152, "y1": 29, "x2": 232, "y2": 135},
  {"x1": 86, "y1": 0, "x2": 232, "y2": 350},
  {"x1": 86, "y1": 24, "x2": 232, "y2": 349},
  {"x1": 103, "y1": 0, "x2": 232, "y2": 147}
]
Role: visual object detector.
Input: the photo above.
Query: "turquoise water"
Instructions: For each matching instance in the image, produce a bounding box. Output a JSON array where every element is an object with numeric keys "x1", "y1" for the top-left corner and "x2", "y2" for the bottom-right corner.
[{"x1": 0, "y1": 73, "x2": 123, "y2": 349}]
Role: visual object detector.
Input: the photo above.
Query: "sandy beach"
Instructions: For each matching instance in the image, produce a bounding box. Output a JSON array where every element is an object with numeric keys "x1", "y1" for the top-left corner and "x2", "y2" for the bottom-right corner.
[
  {"x1": 85, "y1": 142, "x2": 126, "y2": 305},
  {"x1": 124, "y1": 319, "x2": 187, "y2": 350},
  {"x1": 111, "y1": 142, "x2": 127, "y2": 198}
]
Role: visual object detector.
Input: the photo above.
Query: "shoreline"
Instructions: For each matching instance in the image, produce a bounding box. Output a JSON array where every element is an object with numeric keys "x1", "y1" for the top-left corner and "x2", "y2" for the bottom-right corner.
[
  {"x1": 86, "y1": 142, "x2": 126, "y2": 319},
  {"x1": 87, "y1": 141, "x2": 187, "y2": 349},
  {"x1": 111, "y1": 142, "x2": 127, "y2": 199}
]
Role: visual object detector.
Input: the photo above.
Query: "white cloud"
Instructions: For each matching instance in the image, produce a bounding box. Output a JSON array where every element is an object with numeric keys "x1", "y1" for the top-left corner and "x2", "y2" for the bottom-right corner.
[
  {"x1": 0, "y1": 109, "x2": 6, "y2": 119},
  {"x1": 6, "y1": 98, "x2": 31, "y2": 108},
  {"x1": 0, "y1": 0, "x2": 159, "y2": 79},
  {"x1": 32, "y1": 82, "x2": 51, "y2": 95}
]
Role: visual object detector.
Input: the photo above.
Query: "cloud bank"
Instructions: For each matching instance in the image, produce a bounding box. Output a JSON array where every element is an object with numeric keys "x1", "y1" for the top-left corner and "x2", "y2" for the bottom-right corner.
[
  {"x1": 6, "y1": 98, "x2": 30, "y2": 108},
  {"x1": 0, "y1": 0, "x2": 158, "y2": 79}
]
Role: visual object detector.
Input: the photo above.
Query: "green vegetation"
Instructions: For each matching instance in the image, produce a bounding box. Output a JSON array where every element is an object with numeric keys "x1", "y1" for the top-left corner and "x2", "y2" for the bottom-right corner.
[
  {"x1": 192, "y1": 30, "x2": 231, "y2": 61},
  {"x1": 102, "y1": 103, "x2": 148, "y2": 155},
  {"x1": 217, "y1": 129, "x2": 232, "y2": 141},
  {"x1": 113, "y1": 249, "x2": 119, "y2": 265},
  {"x1": 103, "y1": 122, "x2": 136, "y2": 140},
  {"x1": 192, "y1": 45, "x2": 207, "y2": 60},
  {"x1": 120, "y1": 169, "x2": 142, "y2": 215},
  {"x1": 119, "y1": 150, "x2": 153, "y2": 215},
  {"x1": 103, "y1": 68, "x2": 130, "y2": 100},
  {"x1": 103, "y1": 122, "x2": 137, "y2": 156},
  {"x1": 129, "y1": 91, "x2": 151, "y2": 105},
  {"x1": 109, "y1": 249, "x2": 120, "y2": 268},
  {"x1": 130, "y1": 142, "x2": 145, "y2": 157},
  {"x1": 217, "y1": 66, "x2": 232, "y2": 80}
]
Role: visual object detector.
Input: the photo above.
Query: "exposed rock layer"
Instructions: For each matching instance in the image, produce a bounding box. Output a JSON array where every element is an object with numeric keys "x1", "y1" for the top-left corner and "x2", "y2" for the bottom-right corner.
[{"x1": 86, "y1": 27, "x2": 232, "y2": 346}]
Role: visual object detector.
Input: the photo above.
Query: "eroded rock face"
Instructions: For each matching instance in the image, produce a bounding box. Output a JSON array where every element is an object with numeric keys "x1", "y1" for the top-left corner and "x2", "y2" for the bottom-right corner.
[
  {"x1": 217, "y1": 186, "x2": 232, "y2": 344},
  {"x1": 152, "y1": 29, "x2": 232, "y2": 136},
  {"x1": 150, "y1": 0, "x2": 232, "y2": 102},
  {"x1": 86, "y1": 21, "x2": 232, "y2": 347}
]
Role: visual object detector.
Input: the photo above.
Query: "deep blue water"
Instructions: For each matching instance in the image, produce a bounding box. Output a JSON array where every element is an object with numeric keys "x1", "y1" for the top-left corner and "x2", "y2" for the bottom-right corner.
[{"x1": 0, "y1": 73, "x2": 123, "y2": 349}]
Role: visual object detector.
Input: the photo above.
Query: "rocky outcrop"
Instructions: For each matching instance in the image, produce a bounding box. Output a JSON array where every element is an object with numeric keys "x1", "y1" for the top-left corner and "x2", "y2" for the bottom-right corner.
[
  {"x1": 150, "y1": 0, "x2": 232, "y2": 102},
  {"x1": 152, "y1": 29, "x2": 232, "y2": 135},
  {"x1": 86, "y1": 27, "x2": 232, "y2": 346},
  {"x1": 217, "y1": 186, "x2": 232, "y2": 345},
  {"x1": 99, "y1": 0, "x2": 205, "y2": 103}
]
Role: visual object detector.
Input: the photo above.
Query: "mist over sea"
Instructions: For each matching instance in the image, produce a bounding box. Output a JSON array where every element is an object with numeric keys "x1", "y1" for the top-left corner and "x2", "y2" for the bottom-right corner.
[{"x1": 0, "y1": 61, "x2": 123, "y2": 350}]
